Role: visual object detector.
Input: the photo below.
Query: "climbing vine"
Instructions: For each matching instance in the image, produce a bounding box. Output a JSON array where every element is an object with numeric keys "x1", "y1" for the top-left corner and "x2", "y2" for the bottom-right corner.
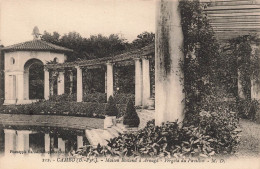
[
  {"x1": 179, "y1": 0, "x2": 223, "y2": 118},
  {"x1": 229, "y1": 35, "x2": 260, "y2": 99}
]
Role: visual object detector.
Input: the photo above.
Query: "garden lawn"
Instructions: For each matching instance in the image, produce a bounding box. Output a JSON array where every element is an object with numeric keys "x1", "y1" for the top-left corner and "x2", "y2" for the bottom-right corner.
[{"x1": 237, "y1": 119, "x2": 260, "y2": 158}]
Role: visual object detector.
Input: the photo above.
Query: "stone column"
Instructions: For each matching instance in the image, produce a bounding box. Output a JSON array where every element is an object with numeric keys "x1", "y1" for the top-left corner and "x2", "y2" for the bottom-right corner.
[
  {"x1": 44, "y1": 134, "x2": 50, "y2": 153},
  {"x1": 106, "y1": 62, "x2": 114, "y2": 100},
  {"x1": 155, "y1": 0, "x2": 185, "y2": 125},
  {"x1": 4, "y1": 74, "x2": 17, "y2": 104},
  {"x1": 76, "y1": 66, "x2": 83, "y2": 102},
  {"x1": 58, "y1": 137, "x2": 65, "y2": 153},
  {"x1": 251, "y1": 44, "x2": 260, "y2": 100},
  {"x1": 142, "y1": 58, "x2": 150, "y2": 106},
  {"x1": 57, "y1": 71, "x2": 65, "y2": 95},
  {"x1": 44, "y1": 69, "x2": 50, "y2": 100},
  {"x1": 16, "y1": 130, "x2": 30, "y2": 152},
  {"x1": 77, "y1": 135, "x2": 83, "y2": 150},
  {"x1": 4, "y1": 74, "x2": 12, "y2": 101},
  {"x1": 105, "y1": 71, "x2": 107, "y2": 93},
  {"x1": 135, "y1": 58, "x2": 143, "y2": 106},
  {"x1": 50, "y1": 72, "x2": 54, "y2": 96},
  {"x1": 4, "y1": 129, "x2": 16, "y2": 155},
  {"x1": 16, "y1": 73, "x2": 24, "y2": 103}
]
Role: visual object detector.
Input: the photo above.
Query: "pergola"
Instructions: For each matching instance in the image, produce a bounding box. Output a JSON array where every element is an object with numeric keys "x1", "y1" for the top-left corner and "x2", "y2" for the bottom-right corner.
[{"x1": 44, "y1": 44, "x2": 154, "y2": 106}]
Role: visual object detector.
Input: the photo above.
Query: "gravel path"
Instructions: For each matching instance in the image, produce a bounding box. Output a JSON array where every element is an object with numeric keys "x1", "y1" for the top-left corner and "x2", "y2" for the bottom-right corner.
[{"x1": 237, "y1": 119, "x2": 260, "y2": 158}]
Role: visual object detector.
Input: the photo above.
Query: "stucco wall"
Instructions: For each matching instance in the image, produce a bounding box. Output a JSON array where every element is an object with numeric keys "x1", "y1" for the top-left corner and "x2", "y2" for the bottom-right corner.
[
  {"x1": 4, "y1": 50, "x2": 66, "y2": 104},
  {"x1": 4, "y1": 51, "x2": 66, "y2": 72}
]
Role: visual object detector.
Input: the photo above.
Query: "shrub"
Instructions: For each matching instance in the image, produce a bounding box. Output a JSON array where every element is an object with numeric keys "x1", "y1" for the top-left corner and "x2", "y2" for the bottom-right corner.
[
  {"x1": 114, "y1": 93, "x2": 135, "y2": 104},
  {"x1": 0, "y1": 101, "x2": 106, "y2": 118},
  {"x1": 49, "y1": 94, "x2": 76, "y2": 102},
  {"x1": 78, "y1": 120, "x2": 216, "y2": 158},
  {"x1": 197, "y1": 110, "x2": 241, "y2": 155},
  {"x1": 83, "y1": 92, "x2": 107, "y2": 103},
  {"x1": 123, "y1": 99, "x2": 140, "y2": 127},
  {"x1": 0, "y1": 100, "x2": 127, "y2": 119},
  {"x1": 105, "y1": 96, "x2": 119, "y2": 116},
  {"x1": 184, "y1": 95, "x2": 241, "y2": 155},
  {"x1": 79, "y1": 107, "x2": 241, "y2": 158}
]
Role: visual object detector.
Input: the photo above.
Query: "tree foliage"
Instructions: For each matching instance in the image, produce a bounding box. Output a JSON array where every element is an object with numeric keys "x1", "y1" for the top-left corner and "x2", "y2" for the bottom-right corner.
[
  {"x1": 130, "y1": 31, "x2": 155, "y2": 49},
  {"x1": 42, "y1": 32, "x2": 128, "y2": 61}
]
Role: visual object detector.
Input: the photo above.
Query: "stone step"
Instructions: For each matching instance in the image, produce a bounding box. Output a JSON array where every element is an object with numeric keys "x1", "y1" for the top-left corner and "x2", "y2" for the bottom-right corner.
[
  {"x1": 85, "y1": 129, "x2": 104, "y2": 146},
  {"x1": 106, "y1": 128, "x2": 119, "y2": 138},
  {"x1": 102, "y1": 129, "x2": 115, "y2": 144},
  {"x1": 110, "y1": 125, "x2": 124, "y2": 134},
  {"x1": 96, "y1": 129, "x2": 108, "y2": 146},
  {"x1": 116, "y1": 123, "x2": 127, "y2": 132}
]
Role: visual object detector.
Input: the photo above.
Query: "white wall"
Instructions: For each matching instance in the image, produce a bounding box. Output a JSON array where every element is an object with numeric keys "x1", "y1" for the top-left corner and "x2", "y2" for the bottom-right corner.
[{"x1": 4, "y1": 51, "x2": 66, "y2": 105}]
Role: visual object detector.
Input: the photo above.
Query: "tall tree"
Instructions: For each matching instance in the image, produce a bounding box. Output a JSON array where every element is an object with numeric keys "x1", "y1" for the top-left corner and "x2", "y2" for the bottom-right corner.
[
  {"x1": 130, "y1": 31, "x2": 155, "y2": 49},
  {"x1": 41, "y1": 31, "x2": 129, "y2": 61}
]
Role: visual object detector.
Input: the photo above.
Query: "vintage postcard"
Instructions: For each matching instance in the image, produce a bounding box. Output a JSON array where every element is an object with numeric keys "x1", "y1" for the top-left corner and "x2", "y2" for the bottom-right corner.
[{"x1": 0, "y1": 0, "x2": 259, "y2": 168}]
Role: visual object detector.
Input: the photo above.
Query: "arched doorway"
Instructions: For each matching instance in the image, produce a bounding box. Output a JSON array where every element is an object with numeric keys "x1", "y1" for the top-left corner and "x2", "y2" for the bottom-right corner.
[{"x1": 24, "y1": 59, "x2": 44, "y2": 100}]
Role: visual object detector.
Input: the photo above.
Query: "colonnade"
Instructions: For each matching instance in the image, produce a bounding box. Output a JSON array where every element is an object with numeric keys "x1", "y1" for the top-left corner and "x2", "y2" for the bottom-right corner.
[{"x1": 44, "y1": 57, "x2": 152, "y2": 106}]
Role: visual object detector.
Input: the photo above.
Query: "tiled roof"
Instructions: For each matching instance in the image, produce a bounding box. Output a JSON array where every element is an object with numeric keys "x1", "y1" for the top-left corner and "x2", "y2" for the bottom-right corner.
[{"x1": 2, "y1": 40, "x2": 73, "y2": 52}]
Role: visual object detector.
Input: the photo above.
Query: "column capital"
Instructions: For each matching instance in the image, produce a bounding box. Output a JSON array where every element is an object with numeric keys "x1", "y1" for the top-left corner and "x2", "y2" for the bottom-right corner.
[
  {"x1": 75, "y1": 66, "x2": 82, "y2": 70},
  {"x1": 134, "y1": 57, "x2": 141, "y2": 61},
  {"x1": 16, "y1": 130, "x2": 33, "y2": 134},
  {"x1": 141, "y1": 56, "x2": 151, "y2": 60},
  {"x1": 106, "y1": 62, "x2": 114, "y2": 66},
  {"x1": 58, "y1": 70, "x2": 65, "y2": 74},
  {"x1": 4, "y1": 129, "x2": 16, "y2": 134}
]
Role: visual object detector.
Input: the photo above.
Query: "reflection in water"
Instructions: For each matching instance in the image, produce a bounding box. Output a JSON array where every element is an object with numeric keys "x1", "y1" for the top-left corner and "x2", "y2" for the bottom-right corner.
[{"x1": 0, "y1": 125, "x2": 89, "y2": 157}]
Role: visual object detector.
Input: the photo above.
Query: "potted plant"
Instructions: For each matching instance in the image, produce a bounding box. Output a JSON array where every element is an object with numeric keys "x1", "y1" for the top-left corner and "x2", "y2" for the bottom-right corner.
[
  {"x1": 123, "y1": 99, "x2": 140, "y2": 129},
  {"x1": 104, "y1": 96, "x2": 119, "y2": 128}
]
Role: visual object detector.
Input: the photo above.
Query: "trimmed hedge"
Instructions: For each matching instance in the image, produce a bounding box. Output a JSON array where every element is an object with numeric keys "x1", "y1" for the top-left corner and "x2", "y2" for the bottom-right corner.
[
  {"x1": 105, "y1": 96, "x2": 119, "y2": 116},
  {"x1": 49, "y1": 93, "x2": 135, "y2": 105},
  {"x1": 123, "y1": 100, "x2": 140, "y2": 127},
  {"x1": 0, "y1": 101, "x2": 127, "y2": 119}
]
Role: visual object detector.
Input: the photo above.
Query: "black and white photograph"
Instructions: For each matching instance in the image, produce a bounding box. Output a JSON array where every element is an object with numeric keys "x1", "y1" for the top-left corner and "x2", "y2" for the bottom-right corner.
[{"x1": 0, "y1": 0, "x2": 259, "y2": 168}]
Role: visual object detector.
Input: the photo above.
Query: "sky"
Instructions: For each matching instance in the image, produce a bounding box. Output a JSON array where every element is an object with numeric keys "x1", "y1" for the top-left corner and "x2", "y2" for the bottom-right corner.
[{"x1": 0, "y1": 0, "x2": 155, "y2": 46}]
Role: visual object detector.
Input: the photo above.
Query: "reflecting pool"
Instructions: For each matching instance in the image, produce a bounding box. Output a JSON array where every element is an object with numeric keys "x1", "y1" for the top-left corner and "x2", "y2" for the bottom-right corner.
[{"x1": 0, "y1": 125, "x2": 89, "y2": 157}]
